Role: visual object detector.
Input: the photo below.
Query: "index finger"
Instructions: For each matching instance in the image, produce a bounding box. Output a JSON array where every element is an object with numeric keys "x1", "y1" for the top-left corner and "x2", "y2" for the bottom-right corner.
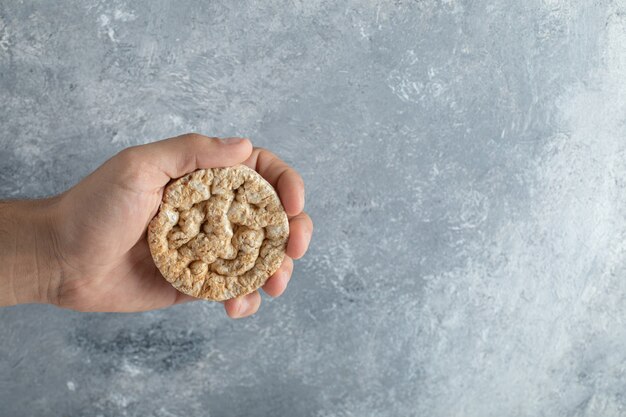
[{"x1": 242, "y1": 148, "x2": 305, "y2": 217}]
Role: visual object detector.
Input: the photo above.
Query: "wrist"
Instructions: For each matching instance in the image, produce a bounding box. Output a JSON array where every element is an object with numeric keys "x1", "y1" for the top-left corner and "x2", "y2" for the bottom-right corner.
[{"x1": 0, "y1": 198, "x2": 63, "y2": 307}]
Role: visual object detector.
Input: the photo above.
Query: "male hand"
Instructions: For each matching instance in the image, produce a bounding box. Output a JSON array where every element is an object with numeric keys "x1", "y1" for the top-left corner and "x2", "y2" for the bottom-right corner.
[{"x1": 0, "y1": 134, "x2": 313, "y2": 317}]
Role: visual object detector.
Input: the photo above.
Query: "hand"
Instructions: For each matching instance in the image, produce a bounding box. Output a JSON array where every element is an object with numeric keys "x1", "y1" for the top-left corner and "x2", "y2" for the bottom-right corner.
[{"x1": 0, "y1": 134, "x2": 313, "y2": 317}]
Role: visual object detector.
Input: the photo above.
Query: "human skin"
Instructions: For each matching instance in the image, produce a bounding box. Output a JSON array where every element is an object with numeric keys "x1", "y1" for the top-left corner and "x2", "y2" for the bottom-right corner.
[{"x1": 0, "y1": 134, "x2": 313, "y2": 318}]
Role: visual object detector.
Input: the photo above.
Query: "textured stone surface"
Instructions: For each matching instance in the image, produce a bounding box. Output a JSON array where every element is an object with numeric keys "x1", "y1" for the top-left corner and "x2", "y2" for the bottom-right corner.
[{"x1": 1, "y1": 0, "x2": 626, "y2": 416}]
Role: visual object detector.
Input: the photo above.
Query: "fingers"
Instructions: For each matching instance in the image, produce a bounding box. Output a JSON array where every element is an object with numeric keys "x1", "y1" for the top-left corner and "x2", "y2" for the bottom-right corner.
[
  {"x1": 262, "y1": 256, "x2": 294, "y2": 297},
  {"x1": 223, "y1": 255, "x2": 296, "y2": 318},
  {"x1": 243, "y1": 148, "x2": 312, "y2": 258},
  {"x1": 119, "y1": 133, "x2": 253, "y2": 187},
  {"x1": 224, "y1": 290, "x2": 262, "y2": 319},
  {"x1": 287, "y1": 212, "x2": 313, "y2": 259},
  {"x1": 243, "y1": 148, "x2": 305, "y2": 217}
]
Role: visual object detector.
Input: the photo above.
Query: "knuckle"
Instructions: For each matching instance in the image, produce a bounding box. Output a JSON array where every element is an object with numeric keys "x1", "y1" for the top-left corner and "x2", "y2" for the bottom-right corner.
[
  {"x1": 114, "y1": 146, "x2": 153, "y2": 183},
  {"x1": 182, "y1": 132, "x2": 213, "y2": 143},
  {"x1": 180, "y1": 132, "x2": 202, "y2": 140},
  {"x1": 116, "y1": 145, "x2": 141, "y2": 163},
  {"x1": 180, "y1": 133, "x2": 222, "y2": 150}
]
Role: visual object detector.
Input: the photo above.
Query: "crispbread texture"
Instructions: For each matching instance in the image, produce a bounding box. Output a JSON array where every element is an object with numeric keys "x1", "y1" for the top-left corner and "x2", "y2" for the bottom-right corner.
[{"x1": 148, "y1": 165, "x2": 289, "y2": 301}]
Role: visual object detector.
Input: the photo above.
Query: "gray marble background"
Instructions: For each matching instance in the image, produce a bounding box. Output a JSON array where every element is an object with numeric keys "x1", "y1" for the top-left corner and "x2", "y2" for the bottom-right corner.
[{"x1": 1, "y1": 0, "x2": 626, "y2": 416}]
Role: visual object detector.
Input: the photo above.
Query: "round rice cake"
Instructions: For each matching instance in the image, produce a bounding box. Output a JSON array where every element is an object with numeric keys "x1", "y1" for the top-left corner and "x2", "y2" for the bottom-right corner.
[{"x1": 147, "y1": 165, "x2": 289, "y2": 301}]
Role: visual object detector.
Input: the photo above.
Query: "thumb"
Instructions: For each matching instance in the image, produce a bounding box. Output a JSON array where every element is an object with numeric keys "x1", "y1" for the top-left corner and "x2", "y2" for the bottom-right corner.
[{"x1": 119, "y1": 133, "x2": 253, "y2": 186}]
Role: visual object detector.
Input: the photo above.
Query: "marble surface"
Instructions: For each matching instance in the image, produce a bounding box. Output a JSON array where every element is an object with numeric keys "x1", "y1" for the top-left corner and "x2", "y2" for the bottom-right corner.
[{"x1": 2, "y1": 1, "x2": 626, "y2": 416}]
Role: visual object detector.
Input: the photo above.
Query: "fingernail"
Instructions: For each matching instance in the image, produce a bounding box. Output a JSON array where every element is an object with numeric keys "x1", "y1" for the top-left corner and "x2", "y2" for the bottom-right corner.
[
  {"x1": 269, "y1": 272, "x2": 287, "y2": 298},
  {"x1": 280, "y1": 269, "x2": 289, "y2": 284},
  {"x1": 221, "y1": 137, "x2": 245, "y2": 144},
  {"x1": 236, "y1": 297, "x2": 247, "y2": 317}
]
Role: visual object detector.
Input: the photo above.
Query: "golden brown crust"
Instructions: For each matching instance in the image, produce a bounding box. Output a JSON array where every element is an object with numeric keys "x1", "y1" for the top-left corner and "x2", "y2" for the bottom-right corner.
[{"x1": 147, "y1": 165, "x2": 289, "y2": 301}]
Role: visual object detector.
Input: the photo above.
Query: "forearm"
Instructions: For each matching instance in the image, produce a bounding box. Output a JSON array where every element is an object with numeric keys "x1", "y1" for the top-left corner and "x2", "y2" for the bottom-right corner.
[{"x1": 0, "y1": 198, "x2": 61, "y2": 307}]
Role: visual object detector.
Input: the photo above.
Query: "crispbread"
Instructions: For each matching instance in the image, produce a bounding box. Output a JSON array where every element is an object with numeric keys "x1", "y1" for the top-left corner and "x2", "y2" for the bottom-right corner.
[{"x1": 147, "y1": 165, "x2": 289, "y2": 301}]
